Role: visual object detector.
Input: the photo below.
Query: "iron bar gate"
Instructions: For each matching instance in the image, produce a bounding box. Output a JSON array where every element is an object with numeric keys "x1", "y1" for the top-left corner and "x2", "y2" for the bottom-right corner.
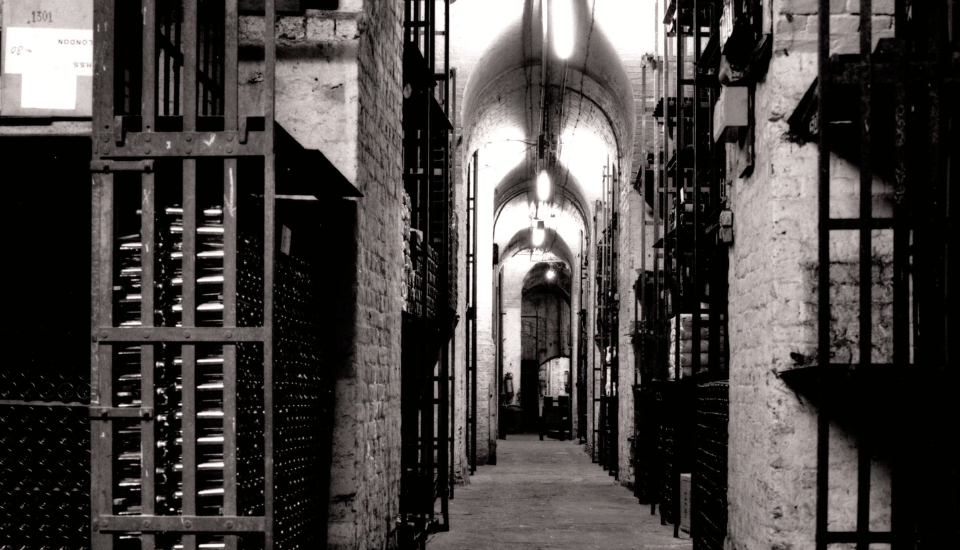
[
  {"x1": 465, "y1": 151, "x2": 478, "y2": 475},
  {"x1": 814, "y1": 1, "x2": 959, "y2": 548},
  {"x1": 400, "y1": 0, "x2": 454, "y2": 544},
  {"x1": 643, "y1": 1, "x2": 731, "y2": 539},
  {"x1": 87, "y1": 0, "x2": 298, "y2": 549},
  {"x1": 591, "y1": 198, "x2": 601, "y2": 463},
  {"x1": 593, "y1": 158, "x2": 620, "y2": 475}
]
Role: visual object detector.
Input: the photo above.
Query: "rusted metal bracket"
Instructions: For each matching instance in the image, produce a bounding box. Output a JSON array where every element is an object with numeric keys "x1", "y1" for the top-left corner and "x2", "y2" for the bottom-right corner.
[
  {"x1": 94, "y1": 515, "x2": 266, "y2": 533},
  {"x1": 89, "y1": 406, "x2": 154, "y2": 419},
  {"x1": 89, "y1": 159, "x2": 155, "y2": 173},
  {"x1": 114, "y1": 115, "x2": 126, "y2": 145},
  {"x1": 94, "y1": 327, "x2": 267, "y2": 343},
  {"x1": 97, "y1": 130, "x2": 265, "y2": 158}
]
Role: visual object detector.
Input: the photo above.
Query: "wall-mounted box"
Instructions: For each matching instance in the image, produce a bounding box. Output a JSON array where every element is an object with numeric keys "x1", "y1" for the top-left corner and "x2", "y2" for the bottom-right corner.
[
  {"x1": 713, "y1": 85, "x2": 749, "y2": 142},
  {"x1": 1, "y1": 0, "x2": 93, "y2": 117}
]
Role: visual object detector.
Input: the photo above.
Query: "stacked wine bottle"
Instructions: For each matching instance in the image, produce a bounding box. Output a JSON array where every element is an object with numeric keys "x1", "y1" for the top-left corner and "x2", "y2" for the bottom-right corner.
[
  {"x1": 0, "y1": 368, "x2": 91, "y2": 403},
  {"x1": 272, "y1": 254, "x2": 327, "y2": 550},
  {"x1": 0, "y1": 405, "x2": 91, "y2": 550},
  {"x1": 110, "y1": 207, "x2": 230, "y2": 550},
  {"x1": 104, "y1": 199, "x2": 329, "y2": 550}
]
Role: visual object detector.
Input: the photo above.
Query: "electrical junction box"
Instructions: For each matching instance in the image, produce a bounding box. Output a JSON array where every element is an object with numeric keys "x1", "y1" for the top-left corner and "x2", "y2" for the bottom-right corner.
[
  {"x1": 713, "y1": 85, "x2": 749, "y2": 142},
  {"x1": 1, "y1": 0, "x2": 93, "y2": 117}
]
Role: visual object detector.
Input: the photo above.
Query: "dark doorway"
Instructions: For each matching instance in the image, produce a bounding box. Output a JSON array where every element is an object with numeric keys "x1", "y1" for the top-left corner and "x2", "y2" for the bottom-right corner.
[{"x1": 520, "y1": 359, "x2": 539, "y2": 432}]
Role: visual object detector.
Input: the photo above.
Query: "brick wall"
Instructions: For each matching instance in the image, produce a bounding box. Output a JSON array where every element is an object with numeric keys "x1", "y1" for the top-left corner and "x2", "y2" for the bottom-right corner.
[
  {"x1": 615, "y1": 52, "x2": 659, "y2": 488},
  {"x1": 239, "y1": 3, "x2": 404, "y2": 548},
  {"x1": 584, "y1": 218, "x2": 598, "y2": 459},
  {"x1": 347, "y1": 1, "x2": 404, "y2": 548},
  {"x1": 453, "y1": 123, "x2": 469, "y2": 483},
  {"x1": 725, "y1": 1, "x2": 894, "y2": 548}
]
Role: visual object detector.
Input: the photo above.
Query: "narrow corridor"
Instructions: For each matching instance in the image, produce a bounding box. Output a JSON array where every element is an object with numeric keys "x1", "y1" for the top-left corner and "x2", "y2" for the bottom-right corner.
[{"x1": 428, "y1": 435, "x2": 692, "y2": 550}]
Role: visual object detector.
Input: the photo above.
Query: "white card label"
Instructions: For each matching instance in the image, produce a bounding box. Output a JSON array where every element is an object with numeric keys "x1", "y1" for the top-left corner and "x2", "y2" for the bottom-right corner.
[
  {"x1": 4, "y1": 27, "x2": 93, "y2": 76},
  {"x1": 20, "y1": 71, "x2": 76, "y2": 109}
]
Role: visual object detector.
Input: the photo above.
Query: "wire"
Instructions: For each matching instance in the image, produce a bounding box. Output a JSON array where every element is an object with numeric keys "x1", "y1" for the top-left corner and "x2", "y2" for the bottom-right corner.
[{"x1": 556, "y1": 0, "x2": 598, "y2": 220}]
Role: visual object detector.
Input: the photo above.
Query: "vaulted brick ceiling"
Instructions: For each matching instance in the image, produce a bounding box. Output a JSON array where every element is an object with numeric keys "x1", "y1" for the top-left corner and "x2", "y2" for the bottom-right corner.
[{"x1": 457, "y1": 0, "x2": 637, "y2": 270}]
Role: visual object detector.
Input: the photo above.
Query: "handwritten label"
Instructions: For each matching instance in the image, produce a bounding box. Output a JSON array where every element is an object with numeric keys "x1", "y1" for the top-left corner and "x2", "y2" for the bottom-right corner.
[{"x1": 4, "y1": 27, "x2": 93, "y2": 76}]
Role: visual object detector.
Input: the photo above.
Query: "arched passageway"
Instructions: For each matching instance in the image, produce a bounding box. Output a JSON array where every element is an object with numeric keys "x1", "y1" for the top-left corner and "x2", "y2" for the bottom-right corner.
[{"x1": 456, "y1": 0, "x2": 637, "y2": 467}]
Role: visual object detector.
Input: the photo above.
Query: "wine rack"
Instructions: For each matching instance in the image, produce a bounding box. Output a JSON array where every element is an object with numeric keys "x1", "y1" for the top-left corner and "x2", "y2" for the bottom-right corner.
[
  {"x1": 400, "y1": 0, "x2": 456, "y2": 543},
  {"x1": 693, "y1": 381, "x2": 728, "y2": 550},
  {"x1": 87, "y1": 0, "x2": 342, "y2": 546},
  {"x1": 0, "y1": 405, "x2": 91, "y2": 550},
  {"x1": 92, "y1": 160, "x2": 334, "y2": 550}
]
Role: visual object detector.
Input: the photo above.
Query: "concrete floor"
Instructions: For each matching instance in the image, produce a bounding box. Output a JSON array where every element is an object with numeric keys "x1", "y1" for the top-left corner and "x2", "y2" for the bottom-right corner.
[{"x1": 427, "y1": 434, "x2": 693, "y2": 550}]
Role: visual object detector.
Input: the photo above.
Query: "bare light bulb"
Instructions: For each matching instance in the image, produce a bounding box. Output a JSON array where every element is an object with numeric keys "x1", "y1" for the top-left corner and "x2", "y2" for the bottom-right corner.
[
  {"x1": 546, "y1": 269, "x2": 556, "y2": 280},
  {"x1": 541, "y1": 0, "x2": 549, "y2": 41},
  {"x1": 532, "y1": 220, "x2": 546, "y2": 247},
  {"x1": 553, "y1": 0, "x2": 574, "y2": 60},
  {"x1": 537, "y1": 170, "x2": 551, "y2": 202}
]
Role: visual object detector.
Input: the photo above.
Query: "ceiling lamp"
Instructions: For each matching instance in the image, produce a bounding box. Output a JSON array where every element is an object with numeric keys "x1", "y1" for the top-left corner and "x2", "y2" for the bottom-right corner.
[
  {"x1": 546, "y1": 268, "x2": 556, "y2": 280},
  {"x1": 532, "y1": 219, "x2": 546, "y2": 247},
  {"x1": 537, "y1": 170, "x2": 551, "y2": 202},
  {"x1": 553, "y1": 0, "x2": 574, "y2": 60},
  {"x1": 541, "y1": 0, "x2": 549, "y2": 41}
]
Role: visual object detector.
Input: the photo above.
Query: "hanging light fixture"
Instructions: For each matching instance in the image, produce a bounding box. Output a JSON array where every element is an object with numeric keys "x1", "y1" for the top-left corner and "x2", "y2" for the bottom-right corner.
[
  {"x1": 532, "y1": 219, "x2": 546, "y2": 247},
  {"x1": 537, "y1": 170, "x2": 551, "y2": 202},
  {"x1": 553, "y1": 0, "x2": 574, "y2": 60},
  {"x1": 546, "y1": 268, "x2": 556, "y2": 280},
  {"x1": 541, "y1": 0, "x2": 549, "y2": 41}
]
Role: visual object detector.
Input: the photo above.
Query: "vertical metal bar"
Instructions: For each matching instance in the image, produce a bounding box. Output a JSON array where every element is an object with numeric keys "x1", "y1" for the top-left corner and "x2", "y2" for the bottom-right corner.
[
  {"x1": 429, "y1": 0, "x2": 435, "y2": 74},
  {"x1": 183, "y1": 0, "x2": 198, "y2": 130},
  {"x1": 926, "y1": 2, "x2": 944, "y2": 373},
  {"x1": 816, "y1": 0, "x2": 831, "y2": 548},
  {"x1": 182, "y1": 162, "x2": 198, "y2": 550},
  {"x1": 173, "y1": 1, "x2": 181, "y2": 117},
  {"x1": 856, "y1": 3, "x2": 873, "y2": 549},
  {"x1": 449, "y1": 65, "x2": 457, "y2": 500},
  {"x1": 691, "y1": 0, "x2": 701, "y2": 381},
  {"x1": 92, "y1": 173, "x2": 115, "y2": 550},
  {"x1": 222, "y1": 159, "x2": 238, "y2": 550},
  {"x1": 404, "y1": 0, "x2": 411, "y2": 44},
  {"x1": 409, "y1": 0, "x2": 416, "y2": 46},
  {"x1": 674, "y1": 7, "x2": 683, "y2": 387},
  {"x1": 464, "y1": 157, "x2": 471, "y2": 476},
  {"x1": 438, "y1": 79, "x2": 451, "y2": 524},
  {"x1": 654, "y1": 8, "x2": 662, "y2": 389},
  {"x1": 639, "y1": 61, "x2": 648, "y2": 392},
  {"x1": 263, "y1": 0, "x2": 277, "y2": 545},
  {"x1": 444, "y1": 0, "x2": 450, "y2": 115},
  {"x1": 599, "y1": 170, "x2": 605, "y2": 467},
  {"x1": 222, "y1": 9, "x2": 239, "y2": 548},
  {"x1": 471, "y1": 151, "x2": 478, "y2": 474},
  {"x1": 673, "y1": 5, "x2": 686, "y2": 539},
  {"x1": 421, "y1": 60, "x2": 434, "y2": 521},
  {"x1": 592, "y1": 199, "x2": 599, "y2": 463},
  {"x1": 221, "y1": 0, "x2": 237, "y2": 124},
  {"x1": 890, "y1": 2, "x2": 910, "y2": 547},
  {"x1": 163, "y1": 2, "x2": 171, "y2": 116},
  {"x1": 142, "y1": 0, "x2": 157, "y2": 130},
  {"x1": 93, "y1": 0, "x2": 116, "y2": 150},
  {"x1": 91, "y1": 2, "x2": 114, "y2": 549},
  {"x1": 140, "y1": 172, "x2": 157, "y2": 550},
  {"x1": 202, "y1": 13, "x2": 211, "y2": 116}
]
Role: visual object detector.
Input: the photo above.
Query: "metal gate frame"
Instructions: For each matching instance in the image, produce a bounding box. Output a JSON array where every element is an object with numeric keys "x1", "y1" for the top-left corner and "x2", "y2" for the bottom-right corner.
[
  {"x1": 400, "y1": 0, "x2": 454, "y2": 542},
  {"x1": 815, "y1": 1, "x2": 959, "y2": 548},
  {"x1": 90, "y1": 0, "x2": 277, "y2": 549}
]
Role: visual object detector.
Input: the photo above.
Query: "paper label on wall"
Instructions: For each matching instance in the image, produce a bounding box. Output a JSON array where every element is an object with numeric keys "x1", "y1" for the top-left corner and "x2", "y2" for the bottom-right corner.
[
  {"x1": 4, "y1": 27, "x2": 93, "y2": 76},
  {"x1": 20, "y1": 71, "x2": 77, "y2": 109}
]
